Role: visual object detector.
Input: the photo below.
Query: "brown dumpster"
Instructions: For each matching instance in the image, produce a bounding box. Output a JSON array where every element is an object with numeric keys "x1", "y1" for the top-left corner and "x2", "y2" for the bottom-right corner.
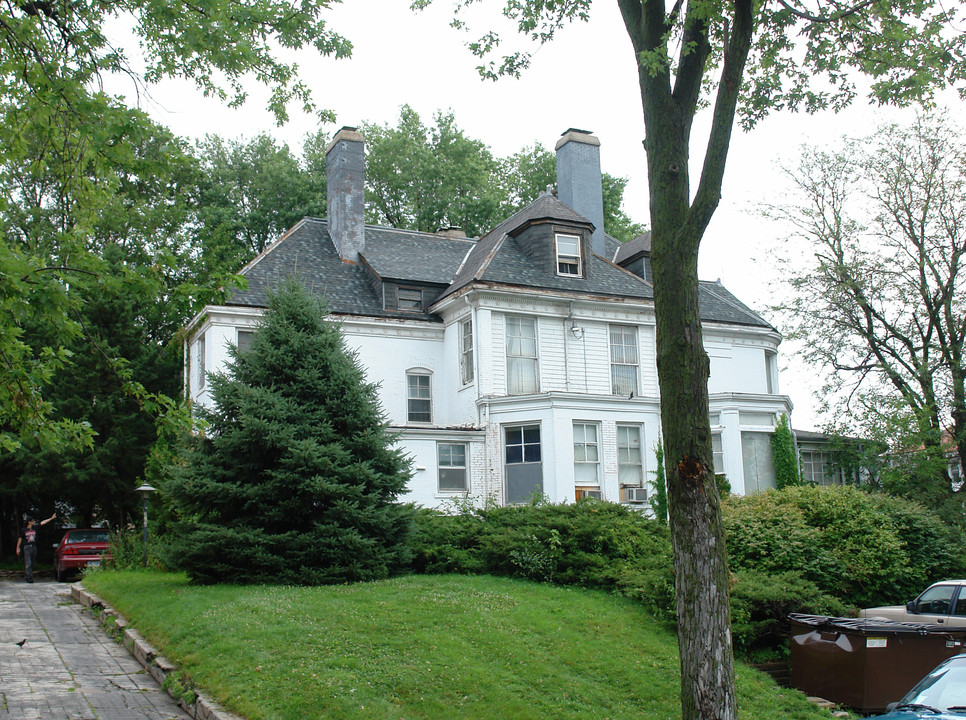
[{"x1": 789, "y1": 613, "x2": 966, "y2": 713}]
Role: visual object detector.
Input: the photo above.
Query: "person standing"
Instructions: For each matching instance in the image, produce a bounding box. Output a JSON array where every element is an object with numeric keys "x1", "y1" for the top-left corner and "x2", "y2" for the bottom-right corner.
[{"x1": 16, "y1": 513, "x2": 56, "y2": 583}]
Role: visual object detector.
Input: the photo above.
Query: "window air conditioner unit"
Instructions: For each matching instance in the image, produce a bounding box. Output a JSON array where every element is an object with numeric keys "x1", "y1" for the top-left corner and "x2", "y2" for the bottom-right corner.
[
  {"x1": 576, "y1": 489, "x2": 602, "y2": 500},
  {"x1": 624, "y1": 487, "x2": 647, "y2": 503}
]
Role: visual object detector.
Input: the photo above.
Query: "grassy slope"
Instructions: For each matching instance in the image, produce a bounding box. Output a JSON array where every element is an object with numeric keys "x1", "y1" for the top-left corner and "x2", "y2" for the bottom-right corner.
[{"x1": 84, "y1": 570, "x2": 841, "y2": 720}]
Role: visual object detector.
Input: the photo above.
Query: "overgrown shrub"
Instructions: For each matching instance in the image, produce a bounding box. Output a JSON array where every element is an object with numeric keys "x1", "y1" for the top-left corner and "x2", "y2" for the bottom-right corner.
[
  {"x1": 730, "y1": 570, "x2": 847, "y2": 660},
  {"x1": 411, "y1": 500, "x2": 675, "y2": 619},
  {"x1": 723, "y1": 485, "x2": 962, "y2": 608},
  {"x1": 108, "y1": 528, "x2": 169, "y2": 571}
]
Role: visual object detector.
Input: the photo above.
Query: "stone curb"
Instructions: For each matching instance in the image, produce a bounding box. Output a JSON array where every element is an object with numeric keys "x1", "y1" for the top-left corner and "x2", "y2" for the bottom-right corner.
[{"x1": 71, "y1": 583, "x2": 246, "y2": 720}]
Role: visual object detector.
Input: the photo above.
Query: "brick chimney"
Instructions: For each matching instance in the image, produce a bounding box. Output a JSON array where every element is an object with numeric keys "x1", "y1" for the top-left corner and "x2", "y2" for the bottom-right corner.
[
  {"x1": 325, "y1": 126, "x2": 365, "y2": 263},
  {"x1": 555, "y1": 128, "x2": 605, "y2": 256}
]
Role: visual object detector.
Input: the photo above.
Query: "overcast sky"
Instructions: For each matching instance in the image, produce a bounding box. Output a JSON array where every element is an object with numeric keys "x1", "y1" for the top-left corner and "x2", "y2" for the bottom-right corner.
[{"x1": 114, "y1": 1, "x2": 936, "y2": 432}]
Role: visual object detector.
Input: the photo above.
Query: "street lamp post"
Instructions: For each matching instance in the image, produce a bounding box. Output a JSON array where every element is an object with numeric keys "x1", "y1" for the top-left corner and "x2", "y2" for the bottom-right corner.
[{"x1": 135, "y1": 484, "x2": 156, "y2": 567}]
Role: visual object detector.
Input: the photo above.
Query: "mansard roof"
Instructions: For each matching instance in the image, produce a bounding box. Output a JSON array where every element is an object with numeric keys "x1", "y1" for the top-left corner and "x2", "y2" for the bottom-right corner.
[
  {"x1": 224, "y1": 198, "x2": 774, "y2": 331},
  {"x1": 441, "y1": 193, "x2": 652, "y2": 302},
  {"x1": 361, "y1": 226, "x2": 475, "y2": 285}
]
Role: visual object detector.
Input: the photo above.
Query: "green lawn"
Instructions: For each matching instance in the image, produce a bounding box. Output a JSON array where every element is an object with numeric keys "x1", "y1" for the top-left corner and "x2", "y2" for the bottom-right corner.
[{"x1": 83, "y1": 570, "x2": 844, "y2": 720}]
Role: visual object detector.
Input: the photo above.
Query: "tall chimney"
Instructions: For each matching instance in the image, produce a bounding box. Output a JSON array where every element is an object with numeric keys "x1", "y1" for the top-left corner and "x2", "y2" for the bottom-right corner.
[
  {"x1": 555, "y1": 128, "x2": 605, "y2": 256},
  {"x1": 326, "y1": 126, "x2": 365, "y2": 263}
]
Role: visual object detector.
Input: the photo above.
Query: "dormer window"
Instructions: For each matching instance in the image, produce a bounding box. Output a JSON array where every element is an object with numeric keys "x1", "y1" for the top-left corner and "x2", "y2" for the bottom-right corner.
[
  {"x1": 384, "y1": 284, "x2": 424, "y2": 312},
  {"x1": 397, "y1": 287, "x2": 423, "y2": 310},
  {"x1": 555, "y1": 233, "x2": 582, "y2": 276}
]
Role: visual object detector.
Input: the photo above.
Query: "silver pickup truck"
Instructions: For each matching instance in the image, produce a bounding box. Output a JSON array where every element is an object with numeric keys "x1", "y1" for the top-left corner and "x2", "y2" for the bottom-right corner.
[{"x1": 860, "y1": 580, "x2": 966, "y2": 628}]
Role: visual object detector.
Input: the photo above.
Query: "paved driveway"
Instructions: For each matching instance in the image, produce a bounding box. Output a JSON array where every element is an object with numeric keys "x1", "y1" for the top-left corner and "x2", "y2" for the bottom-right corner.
[{"x1": 0, "y1": 579, "x2": 188, "y2": 720}]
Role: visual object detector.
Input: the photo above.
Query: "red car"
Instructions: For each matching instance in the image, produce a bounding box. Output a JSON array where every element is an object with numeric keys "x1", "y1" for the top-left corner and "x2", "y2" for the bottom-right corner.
[{"x1": 53, "y1": 528, "x2": 112, "y2": 581}]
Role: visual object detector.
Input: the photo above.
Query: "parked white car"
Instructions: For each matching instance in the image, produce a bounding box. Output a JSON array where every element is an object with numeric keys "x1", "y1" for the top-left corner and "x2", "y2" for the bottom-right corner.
[{"x1": 861, "y1": 580, "x2": 966, "y2": 628}]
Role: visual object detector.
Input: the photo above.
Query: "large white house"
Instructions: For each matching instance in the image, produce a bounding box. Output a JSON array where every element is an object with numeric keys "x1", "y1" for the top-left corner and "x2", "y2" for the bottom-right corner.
[{"x1": 184, "y1": 127, "x2": 793, "y2": 509}]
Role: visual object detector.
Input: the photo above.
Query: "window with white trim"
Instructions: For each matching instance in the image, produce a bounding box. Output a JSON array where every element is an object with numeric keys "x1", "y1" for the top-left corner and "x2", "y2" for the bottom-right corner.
[
  {"x1": 237, "y1": 329, "x2": 254, "y2": 354},
  {"x1": 573, "y1": 423, "x2": 600, "y2": 485},
  {"x1": 460, "y1": 318, "x2": 474, "y2": 384},
  {"x1": 800, "y1": 450, "x2": 844, "y2": 485},
  {"x1": 197, "y1": 333, "x2": 206, "y2": 390},
  {"x1": 617, "y1": 425, "x2": 644, "y2": 486},
  {"x1": 438, "y1": 442, "x2": 468, "y2": 492},
  {"x1": 555, "y1": 233, "x2": 582, "y2": 276},
  {"x1": 610, "y1": 325, "x2": 639, "y2": 396},
  {"x1": 406, "y1": 371, "x2": 432, "y2": 423},
  {"x1": 505, "y1": 316, "x2": 538, "y2": 394},
  {"x1": 712, "y1": 433, "x2": 724, "y2": 476}
]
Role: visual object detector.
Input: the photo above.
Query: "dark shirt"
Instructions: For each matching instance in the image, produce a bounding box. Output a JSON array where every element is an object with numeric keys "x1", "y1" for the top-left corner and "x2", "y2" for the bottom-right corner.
[{"x1": 20, "y1": 526, "x2": 37, "y2": 546}]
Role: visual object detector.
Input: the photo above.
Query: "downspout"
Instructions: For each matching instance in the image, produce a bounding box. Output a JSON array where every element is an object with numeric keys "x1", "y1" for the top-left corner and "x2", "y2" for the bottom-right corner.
[{"x1": 466, "y1": 295, "x2": 488, "y2": 502}]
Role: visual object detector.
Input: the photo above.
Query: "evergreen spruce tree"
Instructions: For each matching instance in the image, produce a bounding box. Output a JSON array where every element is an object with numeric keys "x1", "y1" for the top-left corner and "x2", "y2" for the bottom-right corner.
[{"x1": 166, "y1": 279, "x2": 413, "y2": 584}]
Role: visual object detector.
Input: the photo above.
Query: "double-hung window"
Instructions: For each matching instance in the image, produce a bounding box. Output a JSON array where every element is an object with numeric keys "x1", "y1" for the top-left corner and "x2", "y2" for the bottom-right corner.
[
  {"x1": 505, "y1": 316, "x2": 538, "y2": 394},
  {"x1": 460, "y1": 319, "x2": 474, "y2": 384},
  {"x1": 610, "y1": 325, "x2": 639, "y2": 396},
  {"x1": 712, "y1": 433, "x2": 724, "y2": 476},
  {"x1": 555, "y1": 233, "x2": 582, "y2": 276},
  {"x1": 573, "y1": 423, "x2": 600, "y2": 485},
  {"x1": 196, "y1": 333, "x2": 206, "y2": 390},
  {"x1": 398, "y1": 287, "x2": 423, "y2": 310},
  {"x1": 617, "y1": 425, "x2": 644, "y2": 486},
  {"x1": 237, "y1": 329, "x2": 254, "y2": 354},
  {"x1": 438, "y1": 442, "x2": 468, "y2": 492},
  {"x1": 407, "y1": 371, "x2": 432, "y2": 423}
]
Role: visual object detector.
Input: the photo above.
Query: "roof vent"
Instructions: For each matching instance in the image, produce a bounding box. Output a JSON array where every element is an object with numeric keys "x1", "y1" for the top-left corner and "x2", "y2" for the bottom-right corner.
[{"x1": 437, "y1": 226, "x2": 467, "y2": 239}]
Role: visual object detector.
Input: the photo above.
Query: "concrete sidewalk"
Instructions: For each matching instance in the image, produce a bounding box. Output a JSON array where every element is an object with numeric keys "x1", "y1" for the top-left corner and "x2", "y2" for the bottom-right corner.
[{"x1": 0, "y1": 579, "x2": 188, "y2": 720}]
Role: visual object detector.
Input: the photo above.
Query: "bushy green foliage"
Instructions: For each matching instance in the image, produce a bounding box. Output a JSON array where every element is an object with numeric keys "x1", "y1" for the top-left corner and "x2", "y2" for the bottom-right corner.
[
  {"x1": 723, "y1": 485, "x2": 961, "y2": 608},
  {"x1": 729, "y1": 570, "x2": 847, "y2": 660},
  {"x1": 411, "y1": 500, "x2": 675, "y2": 619},
  {"x1": 165, "y1": 280, "x2": 414, "y2": 585},
  {"x1": 108, "y1": 528, "x2": 170, "y2": 572},
  {"x1": 771, "y1": 414, "x2": 800, "y2": 489}
]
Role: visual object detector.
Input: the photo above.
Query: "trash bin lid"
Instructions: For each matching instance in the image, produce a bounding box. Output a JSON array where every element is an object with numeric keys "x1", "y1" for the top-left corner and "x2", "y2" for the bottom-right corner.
[{"x1": 789, "y1": 613, "x2": 957, "y2": 635}]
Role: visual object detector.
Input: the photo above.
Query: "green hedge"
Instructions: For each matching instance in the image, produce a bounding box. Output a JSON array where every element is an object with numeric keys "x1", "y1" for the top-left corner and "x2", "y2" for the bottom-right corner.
[
  {"x1": 411, "y1": 500, "x2": 676, "y2": 620},
  {"x1": 730, "y1": 570, "x2": 847, "y2": 660},
  {"x1": 411, "y1": 487, "x2": 962, "y2": 659},
  {"x1": 723, "y1": 484, "x2": 961, "y2": 608}
]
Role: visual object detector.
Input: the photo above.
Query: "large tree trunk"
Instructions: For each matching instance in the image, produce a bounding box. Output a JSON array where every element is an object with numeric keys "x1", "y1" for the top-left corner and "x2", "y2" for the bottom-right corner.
[
  {"x1": 617, "y1": 1, "x2": 753, "y2": 717},
  {"x1": 652, "y1": 230, "x2": 736, "y2": 720}
]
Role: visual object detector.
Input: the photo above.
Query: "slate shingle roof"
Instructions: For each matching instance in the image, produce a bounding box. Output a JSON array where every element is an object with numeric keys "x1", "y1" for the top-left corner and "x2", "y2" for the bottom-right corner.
[
  {"x1": 225, "y1": 198, "x2": 774, "y2": 331},
  {"x1": 362, "y1": 226, "x2": 475, "y2": 284},
  {"x1": 699, "y1": 280, "x2": 775, "y2": 329},
  {"x1": 441, "y1": 193, "x2": 654, "y2": 302},
  {"x1": 229, "y1": 218, "x2": 439, "y2": 321}
]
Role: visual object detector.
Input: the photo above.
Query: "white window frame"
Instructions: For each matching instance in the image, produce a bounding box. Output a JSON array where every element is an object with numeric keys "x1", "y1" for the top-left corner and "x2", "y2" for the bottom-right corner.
[
  {"x1": 460, "y1": 318, "x2": 474, "y2": 385},
  {"x1": 406, "y1": 370, "x2": 432, "y2": 424},
  {"x1": 573, "y1": 422, "x2": 601, "y2": 486},
  {"x1": 437, "y1": 442, "x2": 468, "y2": 492},
  {"x1": 505, "y1": 316, "x2": 538, "y2": 395},
  {"x1": 197, "y1": 332, "x2": 206, "y2": 390},
  {"x1": 800, "y1": 450, "x2": 844, "y2": 486},
  {"x1": 237, "y1": 329, "x2": 254, "y2": 354},
  {"x1": 712, "y1": 432, "x2": 724, "y2": 477},
  {"x1": 617, "y1": 424, "x2": 645, "y2": 487},
  {"x1": 610, "y1": 325, "x2": 640, "y2": 396},
  {"x1": 555, "y1": 233, "x2": 582, "y2": 276}
]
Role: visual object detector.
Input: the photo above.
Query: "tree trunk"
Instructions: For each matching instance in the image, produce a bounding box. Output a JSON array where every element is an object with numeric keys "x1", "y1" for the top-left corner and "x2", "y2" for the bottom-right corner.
[
  {"x1": 617, "y1": 1, "x2": 752, "y2": 717},
  {"x1": 652, "y1": 218, "x2": 736, "y2": 720}
]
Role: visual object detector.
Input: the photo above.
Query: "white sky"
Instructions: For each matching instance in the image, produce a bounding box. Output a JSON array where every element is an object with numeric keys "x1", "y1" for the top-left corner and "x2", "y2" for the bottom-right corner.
[{"x1": 114, "y1": 0, "x2": 936, "y2": 432}]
